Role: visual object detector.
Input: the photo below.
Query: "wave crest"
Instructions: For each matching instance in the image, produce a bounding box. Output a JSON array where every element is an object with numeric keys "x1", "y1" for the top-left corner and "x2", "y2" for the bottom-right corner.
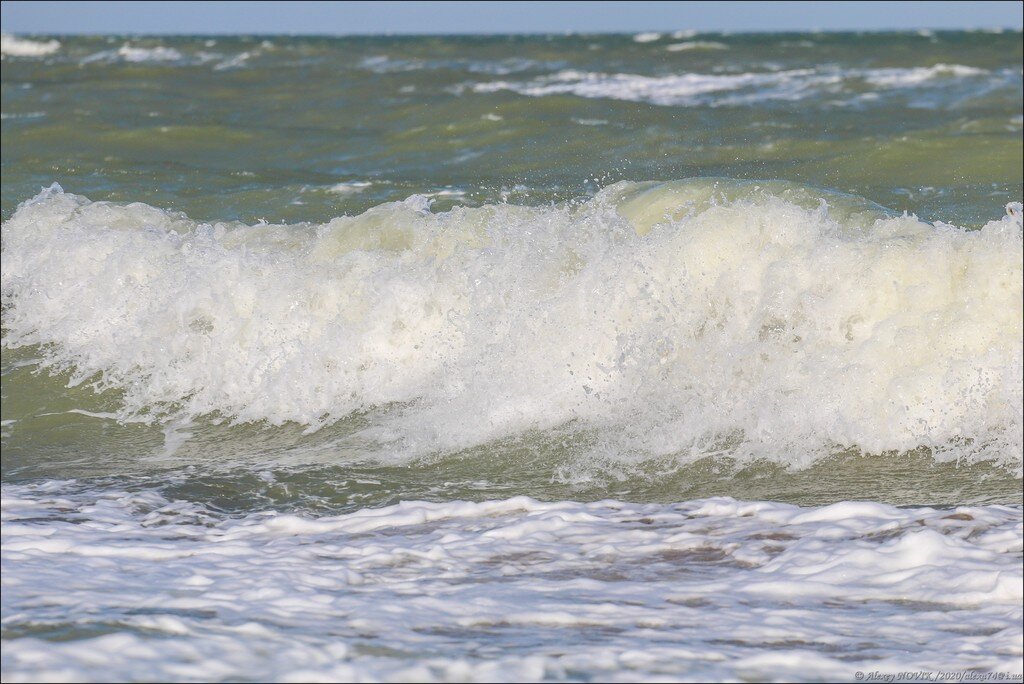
[
  {"x1": 2, "y1": 181, "x2": 1021, "y2": 469},
  {"x1": 0, "y1": 34, "x2": 60, "y2": 57}
]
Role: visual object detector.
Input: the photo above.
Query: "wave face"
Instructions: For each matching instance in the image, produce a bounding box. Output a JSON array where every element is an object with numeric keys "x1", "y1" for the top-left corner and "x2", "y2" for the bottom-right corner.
[{"x1": 2, "y1": 181, "x2": 1021, "y2": 470}]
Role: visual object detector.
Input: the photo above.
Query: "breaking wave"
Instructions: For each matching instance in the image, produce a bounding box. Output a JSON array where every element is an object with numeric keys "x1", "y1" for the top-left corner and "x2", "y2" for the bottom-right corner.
[
  {"x1": 0, "y1": 33, "x2": 60, "y2": 57},
  {"x1": 471, "y1": 64, "x2": 1015, "y2": 107},
  {"x1": 2, "y1": 180, "x2": 1021, "y2": 469}
]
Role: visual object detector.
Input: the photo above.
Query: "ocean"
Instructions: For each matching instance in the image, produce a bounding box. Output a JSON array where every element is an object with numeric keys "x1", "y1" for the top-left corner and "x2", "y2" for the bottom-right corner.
[{"x1": 1, "y1": 30, "x2": 1022, "y2": 682}]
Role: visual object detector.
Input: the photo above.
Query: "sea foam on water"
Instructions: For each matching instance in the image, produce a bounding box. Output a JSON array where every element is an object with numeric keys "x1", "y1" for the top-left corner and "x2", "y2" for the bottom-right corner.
[{"x1": 1, "y1": 481, "x2": 1021, "y2": 681}]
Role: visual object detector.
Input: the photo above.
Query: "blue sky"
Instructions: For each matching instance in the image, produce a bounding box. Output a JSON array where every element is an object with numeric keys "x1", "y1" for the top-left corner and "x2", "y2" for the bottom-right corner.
[{"x1": 2, "y1": 1, "x2": 1022, "y2": 35}]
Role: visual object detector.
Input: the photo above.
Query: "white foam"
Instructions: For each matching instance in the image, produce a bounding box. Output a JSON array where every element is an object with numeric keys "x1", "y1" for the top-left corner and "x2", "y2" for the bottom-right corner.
[
  {"x1": 1, "y1": 181, "x2": 1021, "y2": 470},
  {"x1": 471, "y1": 64, "x2": 999, "y2": 107},
  {"x1": 212, "y1": 51, "x2": 253, "y2": 71},
  {"x1": 474, "y1": 68, "x2": 836, "y2": 106},
  {"x1": 2, "y1": 481, "x2": 1021, "y2": 681},
  {"x1": 360, "y1": 54, "x2": 419, "y2": 73},
  {"x1": 632, "y1": 32, "x2": 662, "y2": 43},
  {"x1": 326, "y1": 180, "x2": 373, "y2": 195},
  {"x1": 0, "y1": 111, "x2": 46, "y2": 120},
  {"x1": 362, "y1": 55, "x2": 553, "y2": 76},
  {"x1": 862, "y1": 63, "x2": 989, "y2": 87},
  {"x1": 0, "y1": 34, "x2": 59, "y2": 57},
  {"x1": 423, "y1": 189, "x2": 467, "y2": 199},
  {"x1": 666, "y1": 41, "x2": 729, "y2": 52},
  {"x1": 115, "y1": 44, "x2": 184, "y2": 63},
  {"x1": 474, "y1": 68, "x2": 842, "y2": 107},
  {"x1": 77, "y1": 45, "x2": 256, "y2": 69}
]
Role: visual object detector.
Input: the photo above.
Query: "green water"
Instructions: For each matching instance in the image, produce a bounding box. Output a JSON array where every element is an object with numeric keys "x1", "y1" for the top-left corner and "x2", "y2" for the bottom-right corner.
[
  {"x1": 2, "y1": 31, "x2": 1022, "y2": 511},
  {"x1": 2, "y1": 32, "x2": 1021, "y2": 225},
  {"x1": 1, "y1": 31, "x2": 1023, "y2": 683}
]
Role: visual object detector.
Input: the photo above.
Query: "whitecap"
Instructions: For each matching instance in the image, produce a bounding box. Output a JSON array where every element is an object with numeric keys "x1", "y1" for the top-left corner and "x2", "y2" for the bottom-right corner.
[
  {"x1": 326, "y1": 181, "x2": 373, "y2": 195},
  {"x1": 116, "y1": 44, "x2": 184, "y2": 63},
  {"x1": 0, "y1": 33, "x2": 59, "y2": 57},
  {"x1": 632, "y1": 32, "x2": 662, "y2": 43},
  {"x1": 666, "y1": 41, "x2": 729, "y2": 51},
  {"x1": 860, "y1": 63, "x2": 989, "y2": 87}
]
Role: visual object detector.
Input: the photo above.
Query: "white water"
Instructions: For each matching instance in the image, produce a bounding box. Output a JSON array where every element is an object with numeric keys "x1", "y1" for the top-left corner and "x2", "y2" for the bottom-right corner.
[
  {"x1": 2, "y1": 481, "x2": 1020, "y2": 682},
  {"x1": 862, "y1": 63, "x2": 989, "y2": 87},
  {"x1": 115, "y1": 45, "x2": 184, "y2": 63},
  {"x1": 472, "y1": 65, "x2": 1009, "y2": 107},
  {"x1": 0, "y1": 34, "x2": 59, "y2": 58},
  {"x1": 2, "y1": 182, "x2": 1021, "y2": 470},
  {"x1": 632, "y1": 32, "x2": 662, "y2": 43},
  {"x1": 665, "y1": 41, "x2": 729, "y2": 51}
]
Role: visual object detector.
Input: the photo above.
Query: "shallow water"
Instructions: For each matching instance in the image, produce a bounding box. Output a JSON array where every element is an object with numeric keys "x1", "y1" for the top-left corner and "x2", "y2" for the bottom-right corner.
[{"x1": 2, "y1": 30, "x2": 1022, "y2": 682}]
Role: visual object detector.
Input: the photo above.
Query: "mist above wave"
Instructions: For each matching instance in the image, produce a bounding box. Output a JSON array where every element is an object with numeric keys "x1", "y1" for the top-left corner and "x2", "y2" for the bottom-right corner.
[{"x1": 1, "y1": 180, "x2": 1021, "y2": 470}]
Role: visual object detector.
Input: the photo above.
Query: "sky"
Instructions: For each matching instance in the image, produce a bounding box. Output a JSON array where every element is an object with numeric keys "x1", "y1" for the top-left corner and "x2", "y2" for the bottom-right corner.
[{"x1": 1, "y1": 1, "x2": 1022, "y2": 35}]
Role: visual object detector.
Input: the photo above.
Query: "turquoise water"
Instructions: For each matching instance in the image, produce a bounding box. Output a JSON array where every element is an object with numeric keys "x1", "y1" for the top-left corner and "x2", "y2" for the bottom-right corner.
[{"x1": 2, "y1": 30, "x2": 1022, "y2": 683}]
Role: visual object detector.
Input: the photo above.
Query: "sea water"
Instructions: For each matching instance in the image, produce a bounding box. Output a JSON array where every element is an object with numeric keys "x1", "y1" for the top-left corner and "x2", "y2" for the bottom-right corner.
[{"x1": 2, "y1": 31, "x2": 1022, "y2": 682}]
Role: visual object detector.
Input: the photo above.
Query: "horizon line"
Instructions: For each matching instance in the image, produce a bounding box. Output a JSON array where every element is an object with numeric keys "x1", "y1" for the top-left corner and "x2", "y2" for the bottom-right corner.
[{"x1": 5, "y1": 26, "x2": 1023, "y2": 38}]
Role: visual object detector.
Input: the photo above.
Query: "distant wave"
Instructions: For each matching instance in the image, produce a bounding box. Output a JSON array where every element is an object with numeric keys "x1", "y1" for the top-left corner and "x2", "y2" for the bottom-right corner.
[
  {"x1": 471, "y1": 64, "x2": 1013, "y2": 108},
  {"x1": 666, "y1": 41, "x2": 729, "y2": 51},
  {"x1": 360, "y1": 54, "x2": 564, "y2": 75},
  {"x1": 861, "y1": 63, "x2": 988, "y2": 87},
  {"x1": 0, "y1": 33, "x2": 59, "y2": 57},
  {"x1": 633, "y1": 32, "x2": 662, "y2": 43},
  {"x1": 77, "y1": 43, "x2": 257, "y2": 69},
  {"x1": 115, "y1": 45, "x2": 184, "y2": 62}
]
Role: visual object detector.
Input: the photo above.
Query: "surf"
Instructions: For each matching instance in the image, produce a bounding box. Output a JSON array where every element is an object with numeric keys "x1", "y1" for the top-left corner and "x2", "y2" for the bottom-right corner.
[{"x1": 2, "y1": 180, "x2": 1021, "y2": 471}]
